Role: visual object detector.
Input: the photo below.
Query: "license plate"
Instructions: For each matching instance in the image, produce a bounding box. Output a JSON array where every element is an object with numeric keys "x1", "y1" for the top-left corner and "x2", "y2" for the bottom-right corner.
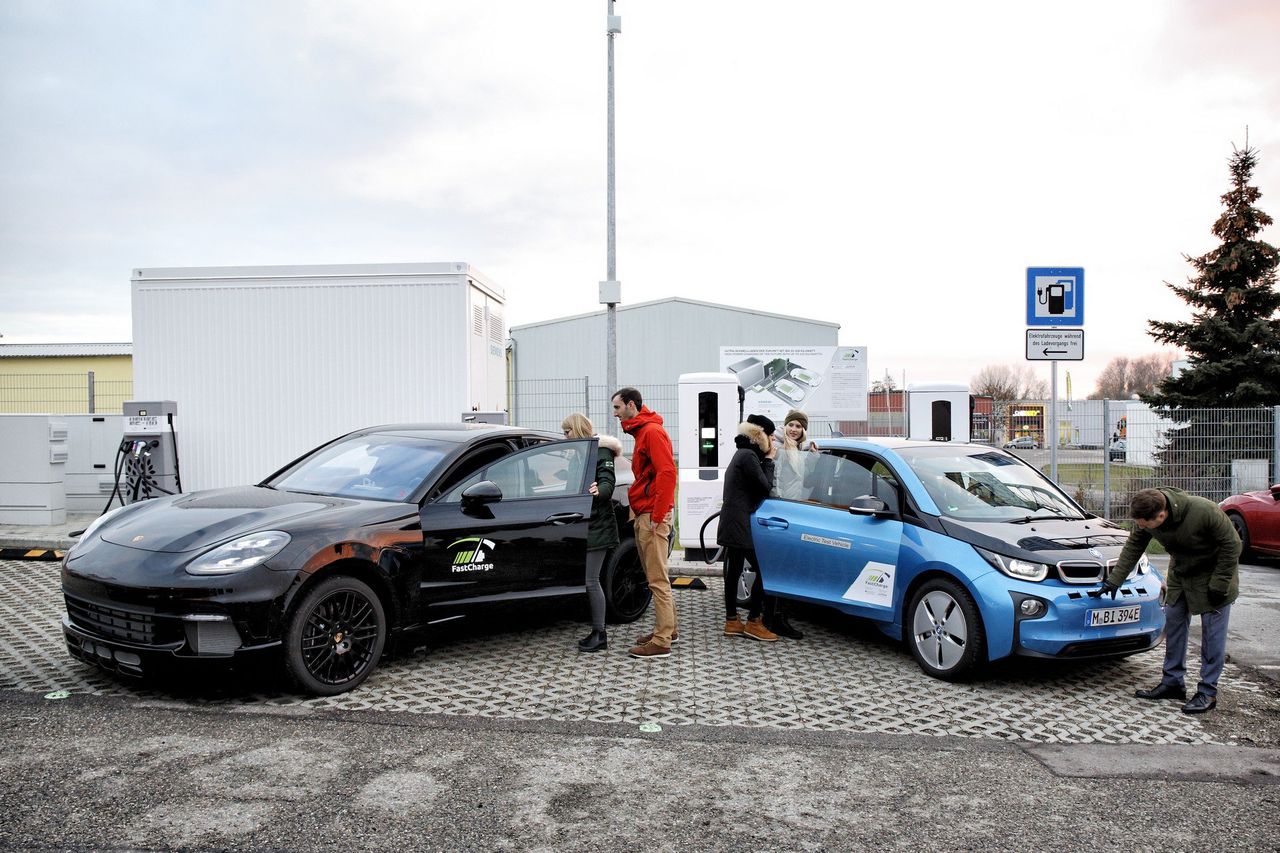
[{"x1": 1088, "y1": 605, "x2": 1142, "y2": 627}]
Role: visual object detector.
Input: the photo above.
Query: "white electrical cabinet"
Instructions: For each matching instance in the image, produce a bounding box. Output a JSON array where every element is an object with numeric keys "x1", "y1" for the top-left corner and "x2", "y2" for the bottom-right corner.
[
  {"x1": 61, "y1": 414, "x2": 124, "y2": 512},
  {"x1": 0, "y1": 415, "x2": 68, "y2": 524},
  {"x1": 131, "y1": 263, "x2": 508, "y2": 491}
]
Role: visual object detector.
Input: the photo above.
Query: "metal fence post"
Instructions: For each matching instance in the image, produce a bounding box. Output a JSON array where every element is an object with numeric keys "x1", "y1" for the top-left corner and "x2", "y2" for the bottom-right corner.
[
  {"x1": 1273, "y1": 405, "x2": 1280, "y2": 486},
  {"x1": 87, "y1": 370, "x2": 96, "y2": 414},
  {"x1": 584, "y1": 376, "x2": 591, "y2": 417},
  {"x1": 1102, "y1": 399, "x2": 1110, "y2": 519}
]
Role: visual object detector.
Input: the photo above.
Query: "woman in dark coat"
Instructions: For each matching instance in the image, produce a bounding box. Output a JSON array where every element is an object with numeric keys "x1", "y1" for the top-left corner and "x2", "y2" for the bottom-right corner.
[
  {"x1": 716, "y1": 414, "x2": 778, "y2": 642},
  {"x1": 562, "y1": 412, "x2": 621, "y2": 652}
]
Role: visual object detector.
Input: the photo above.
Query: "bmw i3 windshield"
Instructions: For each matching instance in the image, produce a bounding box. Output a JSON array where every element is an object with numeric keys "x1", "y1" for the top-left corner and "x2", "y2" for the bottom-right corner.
[
  {"x1": 268, "y1": 434, "x2": 451, "y2": 502},
  {"x1": 897, "y1": 446, "x2": 1085, "y2": 522}
]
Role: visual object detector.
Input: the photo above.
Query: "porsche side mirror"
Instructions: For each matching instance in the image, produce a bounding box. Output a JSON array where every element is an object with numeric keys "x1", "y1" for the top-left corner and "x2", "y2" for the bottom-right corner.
[
  {"x1": 461, "y1": 480, "x2": 503, "y2": 509},
  {"x1": 848, "y1": 495, "x2": 892, "y2": 517}
]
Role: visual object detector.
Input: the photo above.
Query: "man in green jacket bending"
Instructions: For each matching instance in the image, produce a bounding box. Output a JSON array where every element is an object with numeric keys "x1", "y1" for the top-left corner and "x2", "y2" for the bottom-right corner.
[{"x1": 1096, "y1": 487, "x2": 1241, "y2": 714}]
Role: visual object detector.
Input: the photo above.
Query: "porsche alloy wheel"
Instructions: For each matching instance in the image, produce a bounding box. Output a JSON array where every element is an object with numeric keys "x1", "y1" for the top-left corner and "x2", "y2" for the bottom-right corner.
[{"x1": 285, "y1": 575, "x2": 387, "y2": 696}]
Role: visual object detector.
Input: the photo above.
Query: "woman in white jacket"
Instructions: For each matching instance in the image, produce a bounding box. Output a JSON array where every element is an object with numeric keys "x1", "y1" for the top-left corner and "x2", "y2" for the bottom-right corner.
[{"x1": 767, "y1": 408, "x2": 818, "y2": 639}]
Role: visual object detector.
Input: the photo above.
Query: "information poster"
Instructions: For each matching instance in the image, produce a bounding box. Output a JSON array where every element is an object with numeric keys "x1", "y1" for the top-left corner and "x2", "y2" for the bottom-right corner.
[{"x1": 719, "y1": 346, "x2": 869, "y2": 422}]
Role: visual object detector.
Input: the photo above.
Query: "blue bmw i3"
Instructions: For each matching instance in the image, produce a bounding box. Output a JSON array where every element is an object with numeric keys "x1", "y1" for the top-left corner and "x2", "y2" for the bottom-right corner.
[{"x1": 753, "y1": 438, "x2": 1164, "y2": 680}]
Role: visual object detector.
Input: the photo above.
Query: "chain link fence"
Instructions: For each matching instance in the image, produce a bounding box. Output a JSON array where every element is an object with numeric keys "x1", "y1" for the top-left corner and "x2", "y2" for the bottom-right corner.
[{"x1": 0, "y1": 372, "x2": 132, "y2": 414}]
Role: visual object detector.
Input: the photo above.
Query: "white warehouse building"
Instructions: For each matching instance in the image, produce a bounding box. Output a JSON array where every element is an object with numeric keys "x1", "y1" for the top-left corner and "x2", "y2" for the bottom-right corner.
[{"x1": 509, "y1": 297, "x2": 840, "y2": 433}]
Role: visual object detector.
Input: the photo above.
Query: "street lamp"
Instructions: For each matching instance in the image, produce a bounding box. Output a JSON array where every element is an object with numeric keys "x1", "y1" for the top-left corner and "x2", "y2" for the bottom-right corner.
[{"x1": 600, "y1": 1, "x2": 622, "y2": 435}]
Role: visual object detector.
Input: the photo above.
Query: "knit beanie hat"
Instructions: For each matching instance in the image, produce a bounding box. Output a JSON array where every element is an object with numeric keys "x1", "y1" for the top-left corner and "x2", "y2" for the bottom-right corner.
[
  {"x1": 783, "y1": 409, "x2": 808, "y2": 431},
  {"x1": 746, "y1": 413, "x2": 776, "y2": 436}
]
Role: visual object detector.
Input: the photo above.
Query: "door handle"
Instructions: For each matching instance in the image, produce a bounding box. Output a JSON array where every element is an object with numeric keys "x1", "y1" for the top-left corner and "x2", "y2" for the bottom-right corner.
[
  {"x1": 756, "y1": 517, "x2": 789, "y2": 530},
  {"x1": 545, "y1": 512, "x2": 584, "y2": 525}
]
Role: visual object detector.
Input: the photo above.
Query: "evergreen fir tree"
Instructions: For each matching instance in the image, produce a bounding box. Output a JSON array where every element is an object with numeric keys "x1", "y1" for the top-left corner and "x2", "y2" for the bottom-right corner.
[{"x1": 1145, "y1": 145, "x2": 1280, "y2": 408}]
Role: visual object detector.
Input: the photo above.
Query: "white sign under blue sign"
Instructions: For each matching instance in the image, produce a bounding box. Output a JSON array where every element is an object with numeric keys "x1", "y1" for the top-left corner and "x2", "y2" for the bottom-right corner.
[{"x1": 1026, "y1": 267, "x2": 1084, "y2": 326}]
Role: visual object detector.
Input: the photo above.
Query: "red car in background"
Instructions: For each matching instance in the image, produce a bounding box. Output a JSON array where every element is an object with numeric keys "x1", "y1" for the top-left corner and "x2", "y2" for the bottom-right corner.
[{"x1": 1220, "y1": 484, "x2": 1280, "y2": 559}]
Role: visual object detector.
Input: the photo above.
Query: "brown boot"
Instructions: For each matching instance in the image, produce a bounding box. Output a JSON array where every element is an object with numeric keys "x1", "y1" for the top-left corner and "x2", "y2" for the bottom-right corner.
[
  {"x1": 744, "y1": 616, "x2": 778, "y2": 642},
  {"x1": 724, "y1": 617, "x2": 746, "y2": 637},
  {"x1": 634, "y1": 630, "x2": 679, "y2": 645}
]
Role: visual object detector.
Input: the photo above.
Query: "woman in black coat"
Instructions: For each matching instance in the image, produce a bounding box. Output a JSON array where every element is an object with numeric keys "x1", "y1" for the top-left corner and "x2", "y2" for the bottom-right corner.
[{"x1": 716, "y1": 415, "x2": 778, "y2": 642}]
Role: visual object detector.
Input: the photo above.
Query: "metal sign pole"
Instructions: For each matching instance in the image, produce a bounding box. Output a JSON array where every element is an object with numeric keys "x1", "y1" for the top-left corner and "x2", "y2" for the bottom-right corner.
[{"x1": 1050, "y1": 360, "x2": 1058, "y2": 482}]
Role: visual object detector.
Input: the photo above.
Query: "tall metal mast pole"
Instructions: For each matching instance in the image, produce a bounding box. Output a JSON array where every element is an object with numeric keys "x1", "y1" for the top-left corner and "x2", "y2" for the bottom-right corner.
[{"x1": 604, "y1": 0, "x2": 620, "y2": 434}]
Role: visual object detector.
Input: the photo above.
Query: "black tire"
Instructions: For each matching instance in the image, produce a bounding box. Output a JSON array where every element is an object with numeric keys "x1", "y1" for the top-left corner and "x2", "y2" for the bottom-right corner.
[
  {"x1": 906, "y1": 577, "x2": 985, "y2": 681},
  {"x1": 1228, "y1": 512, "x2": 1253, "y2": 561},
  {"x1": 602, "y1": 540, "x2": 651, "y2": 624},
  {"x1": 284, "y1": 575, "x2": 386, "y2": 696}
]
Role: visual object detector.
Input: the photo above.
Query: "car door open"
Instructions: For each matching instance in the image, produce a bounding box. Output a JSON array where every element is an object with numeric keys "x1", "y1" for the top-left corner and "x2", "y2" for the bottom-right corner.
[{"x1": 416, "y1": 439, "x2": 595, "y2": 616}]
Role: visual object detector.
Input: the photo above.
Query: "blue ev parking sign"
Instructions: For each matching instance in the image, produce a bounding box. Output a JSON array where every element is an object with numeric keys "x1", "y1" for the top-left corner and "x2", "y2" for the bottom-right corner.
[{"x1": 1026, "y1": 267, "x2": 1084, "y2": 327}]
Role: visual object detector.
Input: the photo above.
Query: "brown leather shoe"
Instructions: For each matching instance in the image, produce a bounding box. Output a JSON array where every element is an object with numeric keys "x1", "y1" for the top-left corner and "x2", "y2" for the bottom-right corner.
[
  {"x1": 724, "y1": 618, "x2": 746, "y2": 637},
  {"x1": 634, "y1": 630, "x2": 679, "y2": 645},
  {"x1": 743, "y1": 616, "x2": 778, "y2": 642},
  {"x1": 628, "y1": 641, "x2": 671, "y2": 659}
]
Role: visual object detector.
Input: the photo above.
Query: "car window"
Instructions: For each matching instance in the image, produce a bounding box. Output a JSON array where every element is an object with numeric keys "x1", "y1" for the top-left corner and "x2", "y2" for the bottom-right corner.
[
  {"x1": 431, "y1": 441, "x2": 518, "y2": 499},
  {"x1": 803, "y1": 450, "x2": 898, "y2": 510},
  {"x1": 439, "y1": 440, "x2": 592, "y2": 503},
  {"x1": 898, "y1": 446, "x2": 1084, "y2": 521},
  {"x1": 270, "y1": 434, "x2": 450, "y2": 502}
]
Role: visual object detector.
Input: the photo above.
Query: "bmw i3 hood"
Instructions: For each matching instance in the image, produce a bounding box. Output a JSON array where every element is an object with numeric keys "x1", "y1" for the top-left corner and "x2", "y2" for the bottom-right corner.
[
  {"x1": 98, "y1": 487, "x2": 339, "y2": 553},
  {"x1": 939, "y1": 516, "x2": 1131, "y2": 564}
]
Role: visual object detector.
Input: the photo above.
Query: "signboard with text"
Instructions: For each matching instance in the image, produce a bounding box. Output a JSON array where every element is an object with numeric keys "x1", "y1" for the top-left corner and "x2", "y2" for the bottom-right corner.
[{"x1": 719, "y1": 346, "x2": 868, "y2": 422}]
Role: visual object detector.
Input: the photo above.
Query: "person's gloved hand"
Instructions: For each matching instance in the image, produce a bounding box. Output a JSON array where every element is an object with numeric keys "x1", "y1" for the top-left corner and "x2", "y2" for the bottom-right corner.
[
  {"x1": 1089, "y1": 578, "x2": 1121, "y2": 599},
  {"x1": 1208, "y1": 589, "x2": 1228, "y2": 608}
]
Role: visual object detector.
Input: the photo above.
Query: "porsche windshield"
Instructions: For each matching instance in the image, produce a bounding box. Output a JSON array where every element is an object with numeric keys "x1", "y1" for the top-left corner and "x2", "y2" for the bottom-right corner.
[
  {"x1": 268, "y1": 434, "x2": 451, "y2": 501},
  {"x1": 898, "y1": 447, "x2": 1084, "y2": 522}
]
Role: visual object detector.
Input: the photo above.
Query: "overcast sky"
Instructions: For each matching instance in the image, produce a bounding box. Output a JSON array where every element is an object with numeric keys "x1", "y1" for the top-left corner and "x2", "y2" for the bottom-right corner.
[{"x1": 2, "y1": 0, "x2": 1278, "y2": 397}]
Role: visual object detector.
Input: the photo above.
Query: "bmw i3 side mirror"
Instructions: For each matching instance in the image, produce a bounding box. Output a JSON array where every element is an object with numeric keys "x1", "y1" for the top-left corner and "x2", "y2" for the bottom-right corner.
[
  {"x1": 848, "y1": 495, "x2": 891, "y2": 517},
  {"x1": 461, "y1": 480, "x2": 503, "y2": 508}
]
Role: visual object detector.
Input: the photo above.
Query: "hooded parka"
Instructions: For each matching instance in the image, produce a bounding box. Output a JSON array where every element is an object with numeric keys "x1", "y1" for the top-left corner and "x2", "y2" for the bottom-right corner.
[
  {"x1": 589, "y1": 435, "x2": 622, "y2": 551},
  {"x1": 1105, "y1": 487, "x2": 1241, "y2": 614},
  {"x1": 716, "y1": 422, "x2": 776, "y2": 550}
]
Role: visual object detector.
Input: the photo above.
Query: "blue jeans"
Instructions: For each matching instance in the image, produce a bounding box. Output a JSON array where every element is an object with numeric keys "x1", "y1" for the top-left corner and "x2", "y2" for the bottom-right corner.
[{"x1": 1160, "y1": 596, "x2": 1232, "y2": 698}]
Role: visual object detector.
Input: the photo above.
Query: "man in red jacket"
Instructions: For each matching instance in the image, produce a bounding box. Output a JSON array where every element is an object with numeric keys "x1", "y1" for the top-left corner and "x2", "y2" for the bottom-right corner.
[{"x1": 612, "y1": 387, "x2": 678, "y2": 658}]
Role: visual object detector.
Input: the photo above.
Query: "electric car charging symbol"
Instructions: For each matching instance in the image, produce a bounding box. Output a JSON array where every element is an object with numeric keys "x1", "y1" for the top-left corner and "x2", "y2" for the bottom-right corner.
[{"x1": 1037, "y1": 277, "x2": 1075, "y2": 316}]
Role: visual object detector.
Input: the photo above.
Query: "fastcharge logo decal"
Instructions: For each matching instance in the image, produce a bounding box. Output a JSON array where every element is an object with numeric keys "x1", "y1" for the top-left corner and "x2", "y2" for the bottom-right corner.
[
  {"x1": 841, "y1": 561, "x2": 895, "y2": 607},
  {"x1": 801, "y1": 533, "x2": 852, "y2": 550},
  {"x1": 449, "y1": 537, "x2": 497, "y2": 573}
]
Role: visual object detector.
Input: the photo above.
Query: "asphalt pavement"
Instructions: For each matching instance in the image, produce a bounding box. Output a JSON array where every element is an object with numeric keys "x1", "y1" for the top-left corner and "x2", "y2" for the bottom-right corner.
[{"x1": 2, "y1": 516, "x2": 1279, "y2": 850}]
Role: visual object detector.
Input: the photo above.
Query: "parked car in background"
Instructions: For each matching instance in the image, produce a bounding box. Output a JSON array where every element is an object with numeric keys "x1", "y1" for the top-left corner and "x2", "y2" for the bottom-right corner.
[
  {"x1": 1220, "y1": 484, "x2": 1280, "y2": 559},
  {"x1": 1002, "y1": 436, "x2": 1039, "y2": 450},
  {"x1": 1108, "y1": 439, "x2": 1127, "y2": 462},
  {"x1": 751, "y1": 438, "x2": 1164, "y2": 681},
  {"x1": 61, "y1": 424, "x2": 653, "y2": 695}
]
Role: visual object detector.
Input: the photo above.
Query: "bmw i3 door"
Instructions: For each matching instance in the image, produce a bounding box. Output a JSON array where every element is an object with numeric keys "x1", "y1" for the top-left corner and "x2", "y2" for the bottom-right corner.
[{"x1": 753, "y1": 449, "x2": 905, "y2": 620}]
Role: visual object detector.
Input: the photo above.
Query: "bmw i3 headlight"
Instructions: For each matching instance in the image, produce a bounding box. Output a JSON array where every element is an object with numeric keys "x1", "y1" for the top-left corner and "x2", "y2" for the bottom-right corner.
[
  {"x1": 973, "y1": 545, "x2": 1049, "y2": 582},
  {"x1": 186, "y1": 531, "x2": 291, "y2": 575}
]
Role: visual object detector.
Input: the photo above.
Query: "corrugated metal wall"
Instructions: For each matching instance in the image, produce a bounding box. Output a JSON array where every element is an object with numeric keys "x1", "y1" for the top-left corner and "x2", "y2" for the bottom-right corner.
[
  {"x1": 510, "y1": 298, "x2": 839, "y2": 392},
  {"x1": 132, "y1": 266, "x2": 491, "y2": 491}
]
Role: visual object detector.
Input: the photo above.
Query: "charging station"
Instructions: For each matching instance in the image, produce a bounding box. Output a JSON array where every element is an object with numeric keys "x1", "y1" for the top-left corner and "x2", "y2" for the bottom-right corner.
[
  {"x1": 676, "y1": 372, "x2": 740, "y2": 558},
  {"x1": 118, "y1": 401, "x2": 181, "y2": 505},
  {"x1": 906, "y1": 383, "x2": 971, "y2": 443}
]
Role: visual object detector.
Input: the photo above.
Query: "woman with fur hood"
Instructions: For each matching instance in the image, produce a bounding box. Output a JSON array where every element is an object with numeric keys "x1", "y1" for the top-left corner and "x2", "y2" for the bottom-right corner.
[
  {"x1": 562, "y1": 413, "x2": 622, "y2": 653},
  {"x1": 715, "y1": 414, "x2": 779, "y2": 642}
]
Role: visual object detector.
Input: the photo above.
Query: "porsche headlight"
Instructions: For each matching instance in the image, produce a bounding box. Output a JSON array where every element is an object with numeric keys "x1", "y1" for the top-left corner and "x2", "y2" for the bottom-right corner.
[
  {"x1": 974, "y1": 545, "x2": 1049, "y2": 582},
  {"x1": 186, "y1": 531, "x2": 291, "y2": 575}
]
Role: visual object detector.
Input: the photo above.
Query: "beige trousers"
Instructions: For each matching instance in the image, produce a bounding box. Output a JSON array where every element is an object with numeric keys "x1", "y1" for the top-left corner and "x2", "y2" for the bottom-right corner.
[{"x1": 633, "y1": 510, "x2": 677, "y2": 647}]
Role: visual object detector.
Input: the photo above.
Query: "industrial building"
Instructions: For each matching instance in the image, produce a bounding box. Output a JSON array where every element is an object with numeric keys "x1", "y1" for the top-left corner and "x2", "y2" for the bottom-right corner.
[{"x1": 508, "y1": 297, "x2": 840, "y2": 432}]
